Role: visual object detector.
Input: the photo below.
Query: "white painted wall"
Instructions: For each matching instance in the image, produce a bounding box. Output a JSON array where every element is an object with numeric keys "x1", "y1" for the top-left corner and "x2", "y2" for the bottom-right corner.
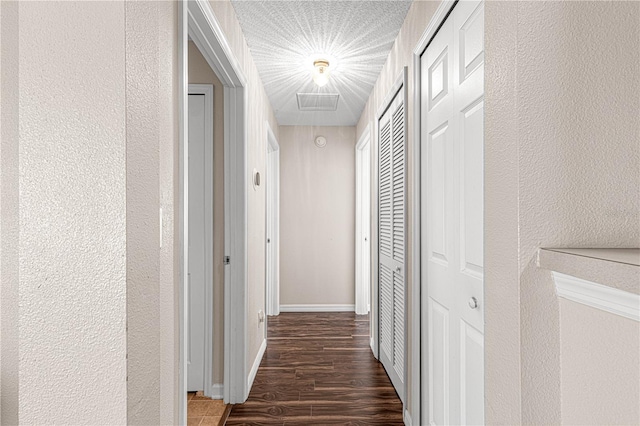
[
  {"x1": 207, "y1": 0, "x2": 280, "y2": 385},
  {"x1": 1, "y1": 2, "x2": 19, "y2": 424},
  {"x1": 484, "y1": 2, "x2": 521, "y2": 422},
  {"x1": 125, "y1": 2, "x2": 179, "y2": 423},
  {"x1": 560, "y1": 300, "x2": 639, "y2": 425},
  {"x1": 1, "y1": 2, "x2": 179, "y2": 423},
  {"x1": 484, "y1": 1, "x2": 639, "y2": 424},
  {"x1": 15, "y1": 2, "x2": 127, "y2": 423},
  {"x1": 279, "y1": 126, "x2": 357, "y2": 307}
]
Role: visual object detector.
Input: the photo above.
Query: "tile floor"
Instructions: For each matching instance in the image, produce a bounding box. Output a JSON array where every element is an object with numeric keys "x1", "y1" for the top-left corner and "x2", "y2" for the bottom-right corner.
[{"x1": 187, "y1": 392, "x2": 228, "y2": 426}]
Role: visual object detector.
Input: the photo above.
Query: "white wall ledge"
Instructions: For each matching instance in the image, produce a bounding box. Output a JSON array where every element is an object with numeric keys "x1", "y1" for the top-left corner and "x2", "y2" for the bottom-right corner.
[
  {"x1": 538, "y1": 248, "x2": 640, "y2": 321},
  {"x1": 538, "y1": 248, "x2": 639, "y2": 295},
  {"x1": 551, "y1": 272, "x2": 639, "y2": 321}
]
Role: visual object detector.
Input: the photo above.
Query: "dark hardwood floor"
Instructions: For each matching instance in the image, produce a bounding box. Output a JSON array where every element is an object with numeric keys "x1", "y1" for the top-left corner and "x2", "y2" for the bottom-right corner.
[{"x1": 226, "y1": 312, "x2": 403, "y2": 425}]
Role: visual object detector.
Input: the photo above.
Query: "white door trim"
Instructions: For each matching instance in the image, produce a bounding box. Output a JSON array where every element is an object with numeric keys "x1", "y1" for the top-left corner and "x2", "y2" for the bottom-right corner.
[
  {"x1": 266, "y1": 122, "x2": 280, "y2": 316},
  {"x1": 412, "y1": 2, "x2": 469, "y2": 424},
  {"x1": 188, "y1": 84, "x2": 215, "y2": 398},
  {"x1": 181, "y1": 0, "x2": 249, "y2": 423},
  {"x1": 355, "y1": 125, "x2": 371, "y2": 315}
]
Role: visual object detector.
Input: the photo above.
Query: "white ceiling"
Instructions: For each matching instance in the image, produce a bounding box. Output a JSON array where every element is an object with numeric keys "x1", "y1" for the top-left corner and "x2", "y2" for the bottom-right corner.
[{"x1": 230, "y1": 0, "x2": 413, "y2": 126}]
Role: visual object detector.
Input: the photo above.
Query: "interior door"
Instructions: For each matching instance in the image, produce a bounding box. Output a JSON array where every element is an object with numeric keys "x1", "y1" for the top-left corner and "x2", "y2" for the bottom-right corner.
[
  {"x1": 421, "y1": 1, "x2": 485, "y2": 424},
  {"x1": 187, "y1": 94, "x2": 207, "y2": 392},
  {"x1": 362, "y1": 142, "x2": 371, "y2": 313},
  {"x1": 378, "y1": 88, "x2": 406, "y2": 403},
  {"x1": 266, "y1": 146, "x2": 279, "y2": 316}
]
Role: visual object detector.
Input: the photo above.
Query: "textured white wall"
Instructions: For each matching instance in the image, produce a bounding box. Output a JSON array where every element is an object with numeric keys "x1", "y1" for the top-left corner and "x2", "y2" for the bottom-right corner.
[
  {"x1": 1, "y1": 2, "x2": 19, "y2": 424},
  {"x1": 484, "y1": 1, "x2": 521, "y2": 423},
  {"x1": 279, "y1": 126, "x2": 356, "y2": 306},
  {"x1": 157, "y1": 4, "x2": 179, "y2": 421},
  {"x1": 355, "y1": 0, "x2": 440, "y2": 417},
  {"x1": 485, "y1": 1, "x2": 639, "y2": 423},
  {"x1": 0, "y1": 2, "x2": 179, "y2": 423},
  {"x1": 125, "y1": 2, "x2": 179, "y2": 424},
  {"x1": 207, "y1": 0, "x2": 280, "y2": 383},
  {"x1": 17, "y1": 2, "x2": 127, "y2": 423},
  {"x1": 560, "y1": 300, "x2": 640, "y2": 425}
]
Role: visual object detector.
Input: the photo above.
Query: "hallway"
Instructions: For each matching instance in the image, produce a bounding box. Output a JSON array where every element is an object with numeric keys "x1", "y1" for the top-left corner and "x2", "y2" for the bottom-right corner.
[
  {"x1": 3, "y1": 1, "x2": 639, "y2": 424},
  {"x1": 226, "y1": 313, "x2": 404, "y2": 425}
]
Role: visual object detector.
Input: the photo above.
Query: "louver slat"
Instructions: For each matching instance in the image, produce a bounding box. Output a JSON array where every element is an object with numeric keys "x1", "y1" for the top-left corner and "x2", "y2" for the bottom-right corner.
[
  {"x1": 392, "y1": 105, "x2": 405, "y2": 263},
  {"x1": 379, "y1": 121, "x2": 393, "y2": 258},
  {"x1": 380, "y1": 264, "x2": 394, "y2": 361},
  {"x1": 393, "y1": 270, "x2": 404, "y2": 378}
]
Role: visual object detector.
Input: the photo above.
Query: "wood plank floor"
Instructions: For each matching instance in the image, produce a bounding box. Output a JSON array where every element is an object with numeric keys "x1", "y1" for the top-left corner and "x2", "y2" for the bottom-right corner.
[{"x1": 226, "y1": 312, "x2": 403, "y2": 425}]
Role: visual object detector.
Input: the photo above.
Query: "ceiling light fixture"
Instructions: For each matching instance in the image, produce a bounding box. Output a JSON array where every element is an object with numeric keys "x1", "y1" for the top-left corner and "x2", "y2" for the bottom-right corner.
[{"x1": 312, "y1": 59, "x2": 331, "y2": 87}]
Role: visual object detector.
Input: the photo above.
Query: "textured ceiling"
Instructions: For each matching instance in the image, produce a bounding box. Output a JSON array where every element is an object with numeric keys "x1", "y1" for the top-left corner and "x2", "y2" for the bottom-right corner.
[{"x1": 230, "y1": 0, "x2": 412, "y2": 126}]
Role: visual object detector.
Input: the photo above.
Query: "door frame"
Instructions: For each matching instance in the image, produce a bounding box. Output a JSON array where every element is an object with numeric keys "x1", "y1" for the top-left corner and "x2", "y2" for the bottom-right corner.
[
  {"x1": 187, "y1": 84, "x2": 215, "y2": 397},
  {"x1": 355, "y1": 125, "x2": 371, "y2": 315},
  {"x1": 265, "y1": 122, "x2": 280, "y2": 317},
  {"x1": 412, "y1": 1, "x2": 463, "y2": 424},
  {"x1": 180, "y1": 0, "x2": 250, "y2": 422},
  {"x1": 372, "y1": 66, "x2": 408, "y2": 407}
]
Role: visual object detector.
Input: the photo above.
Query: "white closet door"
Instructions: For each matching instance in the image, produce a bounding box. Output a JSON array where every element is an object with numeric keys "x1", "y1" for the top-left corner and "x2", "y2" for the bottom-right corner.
[
  {"x1": 421, "y1": 1, "x2": 484, "y2": 424},
  {"x1": 378, "y1": 89, "x2": 406, "y2": 403},
  {"x1": 187, "y1": 94, "x2": 207, "y2": 392}
]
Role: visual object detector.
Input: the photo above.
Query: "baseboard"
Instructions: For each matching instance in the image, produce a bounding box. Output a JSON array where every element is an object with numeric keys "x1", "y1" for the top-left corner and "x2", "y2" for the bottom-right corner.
[
  {"x1": 247, "y1": 338, "x2": 267, "y2": 391},
  {"x1": 279, "y1": 304, "x2": 355, "y2": 312},
  {"x1": 208, "y1": 383, "x2": 223, "y2": 399}
]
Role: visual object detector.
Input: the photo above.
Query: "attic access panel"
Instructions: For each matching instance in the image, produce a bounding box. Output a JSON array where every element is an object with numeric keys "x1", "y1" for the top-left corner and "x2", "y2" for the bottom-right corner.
[{"x1": 296, "y1": 93, "x2": 340, "y2": 111}]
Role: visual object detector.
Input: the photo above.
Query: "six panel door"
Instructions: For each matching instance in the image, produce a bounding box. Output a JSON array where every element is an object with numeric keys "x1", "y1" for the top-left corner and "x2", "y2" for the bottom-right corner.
[{"x1": 420, "y1": 1, "x2": 485, "y2": 424}]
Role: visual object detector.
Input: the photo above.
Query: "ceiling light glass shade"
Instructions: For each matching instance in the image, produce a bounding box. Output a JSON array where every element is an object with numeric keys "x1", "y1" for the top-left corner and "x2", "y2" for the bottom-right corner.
[{"x1": 312, "y1": 60, "x2": 330, "y2": 87}]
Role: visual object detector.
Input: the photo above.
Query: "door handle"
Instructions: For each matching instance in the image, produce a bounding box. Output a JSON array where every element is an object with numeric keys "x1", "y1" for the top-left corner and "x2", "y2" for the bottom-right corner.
[
  {"x1": 267, "y1": 238, "x2": 271, "y2": 243},
  {"x1": 468, "y1": 297, "x2": 478, "y2": 309},
  {"x1": 395, "y1": 266, "x2": 401, "y2": 273}
]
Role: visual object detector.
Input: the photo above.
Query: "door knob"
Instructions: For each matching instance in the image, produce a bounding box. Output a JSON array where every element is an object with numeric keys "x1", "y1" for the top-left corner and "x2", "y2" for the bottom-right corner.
[
  {"x1": 395, "y1": 266, "x2": 401, "y2": 273},
  {"x1": 468, "y1": 297, "x2": 478, "y2": 309}
]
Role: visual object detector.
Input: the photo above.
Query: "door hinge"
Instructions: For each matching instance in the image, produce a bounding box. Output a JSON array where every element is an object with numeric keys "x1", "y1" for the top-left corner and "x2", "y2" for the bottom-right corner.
[{"x1": 224, "y1": 256, "x2": 230, "y2": 265}]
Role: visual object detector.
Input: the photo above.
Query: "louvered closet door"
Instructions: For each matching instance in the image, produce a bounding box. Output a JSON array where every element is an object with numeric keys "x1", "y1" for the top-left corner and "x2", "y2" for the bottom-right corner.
[{"x1": 378, "y1": 89, "x2": 406, "y2": 403}]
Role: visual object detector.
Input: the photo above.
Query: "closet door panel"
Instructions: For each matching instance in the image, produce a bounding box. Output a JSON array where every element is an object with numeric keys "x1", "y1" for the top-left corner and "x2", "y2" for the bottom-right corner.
[{"x1": 378, "y1": 86, "x2": 406, "y2": 403}]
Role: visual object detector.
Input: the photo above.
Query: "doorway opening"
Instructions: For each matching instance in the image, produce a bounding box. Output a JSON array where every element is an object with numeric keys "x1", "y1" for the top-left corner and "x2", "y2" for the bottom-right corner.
[
  {"x1": 180, "y1": 0, "x2": 250, "y2": 423},
  {"x1": 355, "y1": 127, "x2": 371, "y2": 316},
  {"x1": 186, "y1": 84, "x2": 215, "y2": 397},
  {"x1": 266, "y1": 123, "x2": 280, "y2": 317}
]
